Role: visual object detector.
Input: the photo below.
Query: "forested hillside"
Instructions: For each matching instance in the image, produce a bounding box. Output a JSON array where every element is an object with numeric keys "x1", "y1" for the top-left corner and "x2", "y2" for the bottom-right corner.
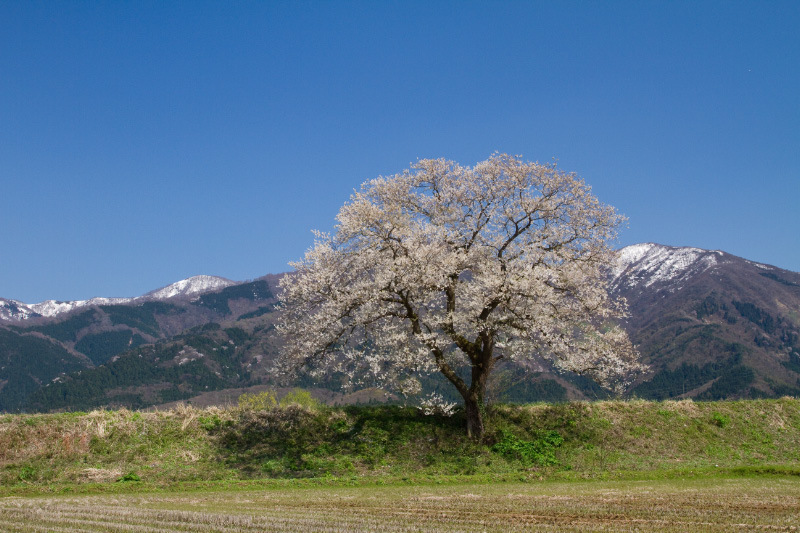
[
  {"x1": 0, "y1": 328, "x2": 88, "y2": 412},
  {"x1": 0, "y1": 279, "x2": 277, "y2": 412}
]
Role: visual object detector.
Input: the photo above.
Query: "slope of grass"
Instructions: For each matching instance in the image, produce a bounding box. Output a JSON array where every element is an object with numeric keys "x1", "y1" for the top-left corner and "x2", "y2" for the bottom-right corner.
[{"x1": 1, "y1": 398, "x2": 798, "y2": 491}]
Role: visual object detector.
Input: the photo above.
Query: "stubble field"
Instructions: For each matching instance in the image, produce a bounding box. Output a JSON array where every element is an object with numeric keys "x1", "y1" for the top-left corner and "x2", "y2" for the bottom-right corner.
[{"x1": 1, "y1": 476, "x2": 798, "y2": 532}]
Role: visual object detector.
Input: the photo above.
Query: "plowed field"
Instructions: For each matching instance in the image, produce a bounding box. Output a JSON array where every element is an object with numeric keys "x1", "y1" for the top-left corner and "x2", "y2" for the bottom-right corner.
[{"x1": 1, "y1": 477, "x2": 798, "y2": 532}]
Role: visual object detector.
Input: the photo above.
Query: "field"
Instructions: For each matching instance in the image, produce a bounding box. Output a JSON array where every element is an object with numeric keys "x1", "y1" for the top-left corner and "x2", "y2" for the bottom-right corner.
[{"x1": 1, "y1": 476, "x2": 798, "y2": 532}]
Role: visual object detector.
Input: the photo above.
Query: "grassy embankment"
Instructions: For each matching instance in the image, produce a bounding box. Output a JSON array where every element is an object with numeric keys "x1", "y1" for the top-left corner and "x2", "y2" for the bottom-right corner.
[{"x1": 1, "y1": 396, "x2": 798, "y2": 495}]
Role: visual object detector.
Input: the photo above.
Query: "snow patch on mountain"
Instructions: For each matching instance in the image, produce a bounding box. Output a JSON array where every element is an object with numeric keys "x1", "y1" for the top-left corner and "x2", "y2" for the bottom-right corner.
[
  {"x1": 746, "y1": 260, "x2": 774, "y2": 271},
  {"x1": 28, "y1": 297, "x2": 135, "y2": 318},
  {"x1": 613, "y1": 243, "x2": 722, "y2": 290},
  {"x1": 612, "y1": 243, "x2": 658, "y2": 278},
  {"x1": 144, "y1": 275, "x2": 236, "y2": 300},
  {"x1": 0, "y1": 299, "x2": 40, "y2": 321}
]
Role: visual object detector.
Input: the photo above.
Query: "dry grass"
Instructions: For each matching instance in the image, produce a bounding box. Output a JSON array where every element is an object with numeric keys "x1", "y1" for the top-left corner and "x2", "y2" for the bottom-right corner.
[
  {"x1": 0, "y1": 477, "x2": 798, "y2": 532},
  {"x1": 0, "y1": 407, "x2": 234, "y2": 485}
]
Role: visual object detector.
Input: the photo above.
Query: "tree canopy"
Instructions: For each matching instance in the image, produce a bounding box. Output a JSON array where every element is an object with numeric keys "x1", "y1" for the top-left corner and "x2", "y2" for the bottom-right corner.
[{"x1": 278, "y1": 154, "x2": 642, "y2": 438}]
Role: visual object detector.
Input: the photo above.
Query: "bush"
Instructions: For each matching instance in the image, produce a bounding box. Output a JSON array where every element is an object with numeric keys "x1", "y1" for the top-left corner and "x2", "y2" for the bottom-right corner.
[
  {"x1": 279, "y1": 389, "x2": 321, "y2": 410},
  {"x1": 237, "y1": 389, "x2": 322, "y2": 411},
  {"x1": 711, "y1": 412, "x2": 730, "y2": 428},
  {"x1": 117, "y1": 472, "x2": 141, "y2": 482},
  {"x1": 237, "y1": 390, "x2": 278, "y2": 410},
  {"x1": 491, "y1": 429, "x2": 564, "y2": 467}
]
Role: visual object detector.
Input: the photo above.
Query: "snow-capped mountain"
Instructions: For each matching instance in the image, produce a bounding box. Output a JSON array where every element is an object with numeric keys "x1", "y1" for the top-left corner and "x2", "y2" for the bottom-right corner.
[
  {"x1": 0, "y1": 298, "x2": 40, "y2": 321},
  {"x1": 30, "y1": 297, "x2": 136, "y2": 318},
  {"x1": 611, "y1": 242, "x2": 798, "y2": 329},
  {"x1": 611, "y1": 242, "x2": 782, "y2": 293},
  {"x1": 610, "y1": 243, "x2": 800, "y2": 401},
  {"x1": 143, "y1": 275, "x2": 236, "y2": 300},
  {"x1": 0, "y1": 296, "x2": 142, "y2": 321},
  {"x1": 612, "y1": 242, "x2": 725, "y2": 291},
  {"x1": 0, "y1": 275, "x2": 237, "y2": 322}
]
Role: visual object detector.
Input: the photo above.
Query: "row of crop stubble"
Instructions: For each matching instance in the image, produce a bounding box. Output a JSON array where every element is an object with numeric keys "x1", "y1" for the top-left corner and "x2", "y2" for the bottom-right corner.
[{"x1": 1, "y1": 477, "x2": 799, "y2": 532}]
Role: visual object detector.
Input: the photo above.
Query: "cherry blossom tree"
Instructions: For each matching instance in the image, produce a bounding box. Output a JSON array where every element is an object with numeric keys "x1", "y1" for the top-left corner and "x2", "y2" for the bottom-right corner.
[{"x1": 277, "y1": 154, "x2": 641, "y2": 439}]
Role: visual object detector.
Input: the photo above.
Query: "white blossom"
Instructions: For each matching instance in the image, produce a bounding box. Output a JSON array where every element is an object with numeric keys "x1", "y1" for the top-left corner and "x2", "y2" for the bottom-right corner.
[
  {"x1": 277, "y1": 154, "x2": 644, "y2": 437},
  {"x1": 419, "y1": 392, "x2": 458, "y2": 417}
]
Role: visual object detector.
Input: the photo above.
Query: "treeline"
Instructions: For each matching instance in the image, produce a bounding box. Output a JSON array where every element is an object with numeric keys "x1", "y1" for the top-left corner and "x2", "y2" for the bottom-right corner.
[
  {"x1": 27, "y1": 327, "x2": 255, "y2": 412},
  {"x1": 633, "y1": 346, "x2": 753, "y2": 400},
  {"x1": 18, "y1": 310, "x2": 97, "y2": 342},
  {"x1": 697, "y1": 294, "x2": 798, "y2": 353},
  {"x1": 194, "y1": 280, "x2": 272, "y2": 314},
  {"x1": 74, "y1": 330, "x2": 146, "y2": 365},
  {"x1": 99, "y1": 301, "x2": 183, "y2": 336}
]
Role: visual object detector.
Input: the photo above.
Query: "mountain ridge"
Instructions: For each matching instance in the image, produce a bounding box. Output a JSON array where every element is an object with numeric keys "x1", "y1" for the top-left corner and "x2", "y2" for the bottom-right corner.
[
  {"x1": 3, "y1": 245, "x2": 796, "y2": 323},
  {"x1": 0, "y1": 275, "x2": 237, "y2": 322}
]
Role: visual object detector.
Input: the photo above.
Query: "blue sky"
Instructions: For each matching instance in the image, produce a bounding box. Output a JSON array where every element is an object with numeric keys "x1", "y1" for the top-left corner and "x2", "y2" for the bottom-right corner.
[{"x1": 1, "y1": 1, "x2": 798, "y2": 303}]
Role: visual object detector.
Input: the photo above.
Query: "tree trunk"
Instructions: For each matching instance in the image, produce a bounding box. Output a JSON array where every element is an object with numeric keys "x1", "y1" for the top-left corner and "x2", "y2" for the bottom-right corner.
[
  {"x1": 462, "y1": 348, "x2": 494, "y2": 440},
  {"x1": 464, "y1": 395, "x2": 484, "y2": 440},
  {"x1": 464, "y1": 353, "x2": 493, "y2": 440},
  {"x1": 434, "y1": 342, "x2": 493, "y2": 440}
]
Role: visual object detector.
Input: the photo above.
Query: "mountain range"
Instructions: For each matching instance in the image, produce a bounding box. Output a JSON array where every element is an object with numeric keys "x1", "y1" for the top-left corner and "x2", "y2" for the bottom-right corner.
[
  {"x1": 1, "y1": 243, "x2": 798, "y2": 412},
  {"x1": 0, "y1": 275, "x2": 277, "y2": 411},
  {"x1": 0, "y1": 275, "x2": 237, "y2": 321}
]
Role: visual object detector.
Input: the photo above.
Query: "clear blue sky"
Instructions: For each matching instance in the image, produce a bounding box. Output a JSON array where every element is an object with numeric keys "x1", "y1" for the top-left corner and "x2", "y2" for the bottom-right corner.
[{"x1": 2, "y1": 1, "x2": 798, "y2": 303}]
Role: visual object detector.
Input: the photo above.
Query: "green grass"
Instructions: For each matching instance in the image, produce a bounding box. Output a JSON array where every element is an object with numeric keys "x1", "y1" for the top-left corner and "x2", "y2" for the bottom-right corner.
[{"x1": 1, "y1": 398, "x2": 799, "y2": 493}]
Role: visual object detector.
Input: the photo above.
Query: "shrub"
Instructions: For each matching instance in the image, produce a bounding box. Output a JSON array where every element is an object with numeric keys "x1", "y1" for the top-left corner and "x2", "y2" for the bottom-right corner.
[
  {"x1": 419, "y1": 392, "x2": 458, "y2": 417},
  {"x1": 117, "y1": 472, "x2": 141, "y2": 482},
  {"x1": 491, "y1": 429, "x2": 564, "y2": 467},
  {"x1": 238, "y1": 389, "x2": 322, "y2": 412},
  {"x1": 237, "y1": 390, "x2": 278, "y2": 410},
  {"x1": 279, "y1": 389, "x2": 321, "y2": 410},
  {"x1": 711, "y1": 412, "x2": 730, "y2": 428}
]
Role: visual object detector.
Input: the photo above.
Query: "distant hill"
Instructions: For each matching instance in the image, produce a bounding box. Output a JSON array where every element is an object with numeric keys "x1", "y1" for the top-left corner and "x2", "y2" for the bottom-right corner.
[
  {"x1": 26, "y1": 323, "x2": 260, "y2": 411},
  {"x1": 0, "y1": 276, "x2": 278, "y2": 411}
]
